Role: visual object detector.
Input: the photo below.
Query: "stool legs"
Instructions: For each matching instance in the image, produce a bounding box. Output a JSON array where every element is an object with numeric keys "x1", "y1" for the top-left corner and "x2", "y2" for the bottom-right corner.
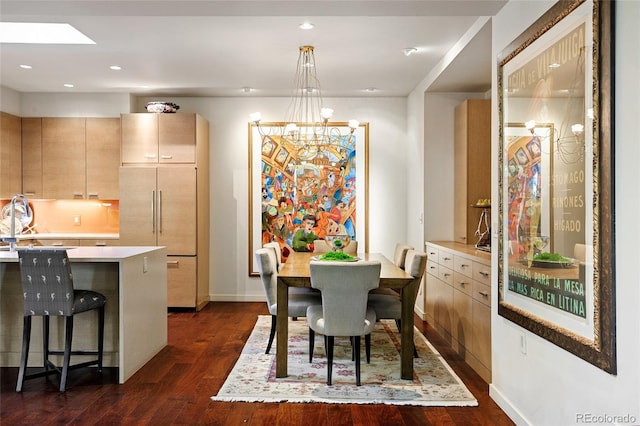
[{"x1": 16, "y1": 316, "x2": 32, "y2": 392}]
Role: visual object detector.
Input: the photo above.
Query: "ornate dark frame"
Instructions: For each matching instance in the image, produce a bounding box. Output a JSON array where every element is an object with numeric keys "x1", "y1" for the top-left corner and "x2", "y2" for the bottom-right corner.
[{"x1": 497, "y1": 0, "x2": 616, "y2": 373}]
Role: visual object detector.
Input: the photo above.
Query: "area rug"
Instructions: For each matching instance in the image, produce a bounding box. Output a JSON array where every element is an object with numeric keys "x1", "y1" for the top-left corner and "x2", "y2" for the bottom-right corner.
[{"x1": 211, "y1": 315, "x2": 477, "y2": 406}]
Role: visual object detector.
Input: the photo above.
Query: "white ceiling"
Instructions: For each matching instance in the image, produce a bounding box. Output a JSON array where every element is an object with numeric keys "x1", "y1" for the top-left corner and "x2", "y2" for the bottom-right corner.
[{"x1": 0, "y1": 0, "x2": 507, "y2": 97}]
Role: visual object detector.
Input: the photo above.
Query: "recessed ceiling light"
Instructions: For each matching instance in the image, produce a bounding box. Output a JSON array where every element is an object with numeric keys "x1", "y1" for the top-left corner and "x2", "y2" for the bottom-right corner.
[
  {"x1": 0, "y1": 22, "x2": 95, "y2": 44},
  {"x1": 109, "y1": 65, "x2": 122, "y2": 70},
  {"x1": 402, "y1": 47, "x2": 418, "y2": 56},
  {"x1": 63, "y1": 83, "x2": 74, "y2": 88},
  {"x1": 242, "y1": 87, "x2": 254, "y2": 93},
  {"x1": 19, "y1": 64, "x2": 32, "y2": 69},
  {"x1": 299, "y1": 22, "x2": 314, "y2": 30},
  {"x1": 364, "y1": 87, "x2": 378, "y2": 93}
]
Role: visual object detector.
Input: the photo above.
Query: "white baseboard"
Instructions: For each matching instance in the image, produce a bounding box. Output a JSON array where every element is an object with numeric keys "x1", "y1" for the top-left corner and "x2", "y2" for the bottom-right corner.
[{"x1": 489, "y1": 384, "x2": 530, "y2": 426}]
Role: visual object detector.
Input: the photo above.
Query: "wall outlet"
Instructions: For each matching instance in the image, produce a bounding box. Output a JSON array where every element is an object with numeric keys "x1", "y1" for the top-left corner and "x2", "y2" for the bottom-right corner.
[
  {"x1": 520, "y1": 333, "x2": 527, "y2": 354},
  {"x1": 73, "y1": 215, "x2": 81, "y2": 226}
]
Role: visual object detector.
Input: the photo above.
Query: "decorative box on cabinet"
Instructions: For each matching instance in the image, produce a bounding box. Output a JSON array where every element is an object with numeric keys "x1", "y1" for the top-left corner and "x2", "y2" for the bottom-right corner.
[
  {"x1": 425, "y1": 241, "x2": 492, "y2": 383},
  {"x1": 119, "y1": 113, "x2": 209, "y2": 310},
  {"x1": 0, "y1": 112, "x2": 22, "y2": 198},
  {"x1": 453, "y1": 99, "x2": 491, "y2": 245}
]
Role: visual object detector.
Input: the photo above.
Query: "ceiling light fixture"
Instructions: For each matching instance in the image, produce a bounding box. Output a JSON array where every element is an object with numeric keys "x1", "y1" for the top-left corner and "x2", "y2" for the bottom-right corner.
[
  {"x1": 402, "y1": 47, "x2": 418, "y2": 56},
  {"x1": 299, "y1": 22, "x2": 314, "y2": 30},
  {"x1": 0, "y1": 22, "x2": 95, "y2": 44},
  {"x1": 249, "y1": 45, "x2": 359, "y2": 162},
  {"x1": 109, "y1": 65, "x2": 122, "y2": 70},
  {"x1": 19, "y1": 64, "x2": 32, "y2": 69},
  {"x1": 242, "y1": 87, "x2": 254, "y2": 93},
  {"x1": 63, "y1": 83, "x2": 74, "y2": 88}
]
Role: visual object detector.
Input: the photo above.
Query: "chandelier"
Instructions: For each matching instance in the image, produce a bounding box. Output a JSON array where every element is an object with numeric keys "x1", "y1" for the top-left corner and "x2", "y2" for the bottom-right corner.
[{"x1": 249, "y1": 45, "x2": 359, "y2": 162}]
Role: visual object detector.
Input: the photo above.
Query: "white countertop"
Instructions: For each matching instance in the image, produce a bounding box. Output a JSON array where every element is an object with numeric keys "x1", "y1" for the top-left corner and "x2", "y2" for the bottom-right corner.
[
  {"x1": 0, "y1": 246, "x2": 165, "y2": 262},
  {"x1": 7, "y1": 233, "x2": 119, "y2": 240}
]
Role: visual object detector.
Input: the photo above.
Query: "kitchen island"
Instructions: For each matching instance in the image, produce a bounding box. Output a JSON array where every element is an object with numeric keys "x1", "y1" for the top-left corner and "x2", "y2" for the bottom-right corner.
[{"x1": 0, "y1": 246, "x2": 167, "y2": 384}]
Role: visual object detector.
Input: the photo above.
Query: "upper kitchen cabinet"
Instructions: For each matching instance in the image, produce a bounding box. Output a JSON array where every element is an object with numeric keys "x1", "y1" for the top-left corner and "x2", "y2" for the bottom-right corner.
[
  {"x1": 42, "y1": 117, "x2": 86, "y2": 199},
  {"x1": 86, "y1": 118, "x2": 121, "y2": 199},
  {"x1": 0, "y1": 112, "x2": 22, "y2": 198},
  {"x1": 121, "y1": 113, "x2": 206, "y2": 164},
  {"x1": 453, "y1": 99, "x2": 491, "y2": 245},
  {"x1": 22, "y1": 117, "x2": 120, "y2": 200}
]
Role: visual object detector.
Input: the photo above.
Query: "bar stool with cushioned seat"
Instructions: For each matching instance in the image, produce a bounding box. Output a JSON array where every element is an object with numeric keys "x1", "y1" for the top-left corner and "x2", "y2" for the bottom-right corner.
[{"x1": 16, "y1": 249, "x2": 106, "y2": 392}]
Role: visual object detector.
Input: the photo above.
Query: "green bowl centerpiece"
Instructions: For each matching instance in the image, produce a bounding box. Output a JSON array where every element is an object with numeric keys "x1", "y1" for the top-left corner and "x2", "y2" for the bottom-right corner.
[{"x1": 324, "y1": 234, "x2": 352, "y2": 252}]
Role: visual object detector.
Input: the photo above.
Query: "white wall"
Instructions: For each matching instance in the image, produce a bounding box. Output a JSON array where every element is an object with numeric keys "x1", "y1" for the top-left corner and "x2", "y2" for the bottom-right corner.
[{"x1": 489, "y1": 1, "x2": 640, "y2": 425}]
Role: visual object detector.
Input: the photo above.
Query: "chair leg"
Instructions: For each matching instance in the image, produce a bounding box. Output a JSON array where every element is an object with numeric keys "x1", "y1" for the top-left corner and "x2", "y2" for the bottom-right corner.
[
  {"x1": 60, "y1": 316, "x2": 73, "y2": 392},
  {"x1": 308, "y1": 328, "x2": 315, "y2": 363},
  {"x1": 354, "y1": 335, "x2": 362, "y2": 386},
  {"x1": 266, "y1": 315, "x2": 276, "y2": 354},
  {"x1": 16, "y1": 316, "x2": 32, "y2": 392},
  {"x1": 97, "y1": 306, "x2": 105, "y2": 371},
  {"x1": 326, "y1": 336, "x2": 334, "y2": 386},
  {"x1": 42, "y1": 316, "x2": 50, "y2": 372},
  {"x1": 365, "y1": 334, "x2": 371, "y2": 364}
]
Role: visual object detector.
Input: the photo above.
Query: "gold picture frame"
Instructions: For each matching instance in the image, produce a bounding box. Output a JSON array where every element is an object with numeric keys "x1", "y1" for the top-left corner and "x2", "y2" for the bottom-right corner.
[{"x1": 497, "y1": 0, "x2": 615, "y2": 373}]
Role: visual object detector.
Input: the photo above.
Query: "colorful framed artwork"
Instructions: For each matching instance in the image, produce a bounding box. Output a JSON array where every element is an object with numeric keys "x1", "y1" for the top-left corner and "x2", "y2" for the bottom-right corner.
[
  {"x1": 497, "y1": 0, "x2": 615, "y2": 373},
  {"x1": 248, "y1": 122, "x2": 369, "y2": 276}
]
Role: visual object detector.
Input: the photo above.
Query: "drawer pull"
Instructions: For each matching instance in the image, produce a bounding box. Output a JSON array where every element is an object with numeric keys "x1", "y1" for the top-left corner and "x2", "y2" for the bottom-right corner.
[
  {"x1": 443, "y1": 257, "x2": 452, "y2": 261},
  {"x1": 478, "y1": 291, "x2": 489, "y2": 297},
  {"x1": 144, "y1": 154, "x2": 157, "y2": 159},
  {"x1": 160, "y1": 155, "x2": 173, "y2": 159},
  {"x1": 457, "y1": 281, "x2": 467, "y2": 286},
  {"x1": 167, "y1": 260, "x2": 180, "y2": 265},
  {"x1": 429, "y1": 266, "x2": 436, "y2": 269},
  {"x1": 479, "y1": 271, "x2": 490, "y2": 277},
  {"x1": 429, "y1": 251, "x2": 436, "y2": 256},
  {"x1": 461, "y1": 263, "x2": 470, "y2": 268},
  {"x1": 443, "y1": 273, "x2": 451, "y2": 277}
]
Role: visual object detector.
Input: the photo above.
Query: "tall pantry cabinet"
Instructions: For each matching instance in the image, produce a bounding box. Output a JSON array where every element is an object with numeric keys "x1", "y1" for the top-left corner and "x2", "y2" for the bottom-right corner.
[{"x1": 119, "y1": 113, "x2": 210, "y2": 310}]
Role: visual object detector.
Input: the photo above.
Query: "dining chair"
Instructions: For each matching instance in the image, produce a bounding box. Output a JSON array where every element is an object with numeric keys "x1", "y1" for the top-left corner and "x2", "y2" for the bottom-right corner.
[
  {"x1": 393, "y1": 243, "x2": 414, "y2": 270},
  {"x1": 307, "y1": 260, "x2": 381, "y2": 386},
  {"x1": 255, "y1": 247, "x2": 322, "y2": 354},
  {"x1": 16, "y1": 249, "x2": 107, "y2": 392},
  {"x1": 367, "y1": 249, "x2": 427, "y2": 358}
]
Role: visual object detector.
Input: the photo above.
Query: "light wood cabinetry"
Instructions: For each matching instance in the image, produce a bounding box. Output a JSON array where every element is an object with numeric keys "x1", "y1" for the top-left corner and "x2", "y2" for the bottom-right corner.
[
  {"x1": 86, "y1": 118, "x2": 121, "y2": 199},
  {"x1": 21, "y1": 118, "x2": 43, "y2": 198},
  {"x1": 21, "y1": 117, "x2": 120, "y2": 199},
  {"x1": 119, "y1": 113, "x2": 209, "y2": 310},
  {"x1": 424, "y1": 241, "x2": 492, "y2": 382},
  {"x1": 121, "y1": 113, "x2": 197, "y2": 164},
  {"x1": 453, "y1": 99, "x2": 491, "y2": 245},
  {"x1": 0, "y1": 112, "x2": 22, "y2": 198}
]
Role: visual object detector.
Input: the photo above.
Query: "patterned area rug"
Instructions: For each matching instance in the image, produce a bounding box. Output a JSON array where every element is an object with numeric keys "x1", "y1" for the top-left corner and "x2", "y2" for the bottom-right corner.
[{"x1": 211, "y1": 316, "x2": 477, "y2": 406}]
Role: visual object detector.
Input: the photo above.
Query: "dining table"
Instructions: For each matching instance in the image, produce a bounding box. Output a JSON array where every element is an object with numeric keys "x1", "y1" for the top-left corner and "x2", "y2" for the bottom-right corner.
[{"x1": 276, "y1": 251, "x2": 419, "y2": 380}]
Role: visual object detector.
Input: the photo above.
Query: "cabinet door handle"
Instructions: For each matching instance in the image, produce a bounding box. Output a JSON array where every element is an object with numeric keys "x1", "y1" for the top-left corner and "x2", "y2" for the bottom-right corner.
[
  {"x1": 457, "y1": 281, "x2": 467, "y2": 286},
  {"x1": 478, "y1": 291, "x2": 489, "y2": 297},
  {"x1": 160, "y1": 155, "x2": 173, "y2": 159},
  {"x1": 479, "y1": 271, "x2": 489, "y2": 277},
  {"x1": 151, "y1": 190, "x2": 156, "y2": 233},
  {"x1": 443, "y1": 273, "x2": 451, "y2": 277},
  {"x1": 461, "y1": 263, "x2": 470, "y2": 268},
  {"x1": 144, "y1": 154, "x2": 157, "y2": 159},
  {"x1": 429, "y1": 265, "x2": 436, "y2": 269},
  {"x1": 88, "y1": 192, "x2": 99, "y2": 198},
  {"x1": 443, "y1": 257, "x2": 451, "y2": 261},
  {"x1": 73, "y1": 192, "x2": 84, "y2": 198},
  {"x1": 158, "y1": 190, "x2": 163, "y2": 233}
]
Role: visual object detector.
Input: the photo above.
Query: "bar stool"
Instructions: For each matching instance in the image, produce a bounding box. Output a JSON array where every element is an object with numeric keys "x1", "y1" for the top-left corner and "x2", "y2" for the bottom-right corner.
[{"x1": 16, "y1": 249, "x2": 106, "y2": 392}]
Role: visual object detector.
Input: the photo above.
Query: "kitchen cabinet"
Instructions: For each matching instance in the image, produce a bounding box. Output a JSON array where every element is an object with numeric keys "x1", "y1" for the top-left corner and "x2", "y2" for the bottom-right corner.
[
  {"x1": 42, "y1": 118, "x2": 86, "y2": 199},
  {"x1": 21, "y1": 117, "x2": 120, "y2": 199},
  {"x1": 453, "y1": 99, "x2": 491, "y2": 245},
  {"x1": 86, "y1": 118, "x2": 121, "y2": 199},
  {"x1": 425, "y1": 241, "x2": 492, "y2": 382},
  {"x1": 121, "y1": 113, "x2": 202, "y2": 164},
  {"x1": 0, "y1": 112, "x2": 22, "y2": 198},
  {"x1": 21, "y1": 118, "x2": 43, "y2": 198},
  {"x1": 119, "y1": 113, "x2": 209, "y2": 310}
]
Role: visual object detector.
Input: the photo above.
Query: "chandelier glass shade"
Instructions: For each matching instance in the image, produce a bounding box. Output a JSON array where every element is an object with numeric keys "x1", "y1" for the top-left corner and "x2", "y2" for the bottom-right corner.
[{"x1": 250, "y1": 46, "x2": 359, "y2": 162}]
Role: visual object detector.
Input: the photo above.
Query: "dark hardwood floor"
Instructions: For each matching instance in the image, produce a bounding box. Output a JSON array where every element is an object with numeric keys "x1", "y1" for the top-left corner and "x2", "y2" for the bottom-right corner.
[{"x1": 1, "y1": 302, "x2": 514, "y2": 425}]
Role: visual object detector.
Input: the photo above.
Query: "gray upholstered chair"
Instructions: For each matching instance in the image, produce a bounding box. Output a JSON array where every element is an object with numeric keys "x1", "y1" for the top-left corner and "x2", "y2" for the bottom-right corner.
[
  {"x1": 367, "y1": 249, "x2": 427, "y2": 358},
  {"x1": 255, "y1": 247, "x2": 321, "y2": 354},
  {"x1": 263, "y1": 241, "x2": 285, "y2": 272},
  {"x1": 307, "y1": 260, "x2": 381, "y2": 386},
  {"x1": 16, "y1": 249, "x2": 106, "y2": 392},
  {"x1": 393, "y1": 243, "x2": 414, "y2": 270}
]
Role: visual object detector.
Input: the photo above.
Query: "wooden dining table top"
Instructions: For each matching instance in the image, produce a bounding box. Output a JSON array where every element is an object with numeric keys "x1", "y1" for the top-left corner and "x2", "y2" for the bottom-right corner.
[{"x1": 278, "y1": 251, "x2": 414, "y2": 286}]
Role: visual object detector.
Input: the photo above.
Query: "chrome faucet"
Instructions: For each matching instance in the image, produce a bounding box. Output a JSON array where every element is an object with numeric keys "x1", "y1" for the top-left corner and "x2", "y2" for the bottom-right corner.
[{"x1": 1, "y1": 194, "x2": 30, "y2": 252}]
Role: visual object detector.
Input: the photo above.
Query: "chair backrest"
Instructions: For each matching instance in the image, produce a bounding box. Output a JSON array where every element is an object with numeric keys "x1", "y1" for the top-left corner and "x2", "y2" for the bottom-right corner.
[
  {"x1": 18, "y1": 249, "x2": 74, "y2": 316},
  {"x1": 403, "y1": 250, "x2": 428, "y2": 307},
  {"x1": 263, "y1": 241, "x2": 283, "y2": 271},
  {"x1": 309, "y1": 260, "x2": 381, "y2": 336},
  {"x1": 393, "y1": 243, "x2": 414, "y2": 270},
  {"x1": 255, "y1": 247, "x2": 278, "y2": 315}
]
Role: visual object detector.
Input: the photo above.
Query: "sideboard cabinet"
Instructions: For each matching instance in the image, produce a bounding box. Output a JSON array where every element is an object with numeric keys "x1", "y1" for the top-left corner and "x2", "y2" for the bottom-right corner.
[{"x1": 424, "y1": 241, "x2": 492, "y2": 382}]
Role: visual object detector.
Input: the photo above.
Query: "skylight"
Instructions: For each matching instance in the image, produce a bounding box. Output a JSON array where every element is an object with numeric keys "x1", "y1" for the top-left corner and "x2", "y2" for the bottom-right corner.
[{"x1": 0, "y1": 22, "x2": 95, "y2": 44}]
